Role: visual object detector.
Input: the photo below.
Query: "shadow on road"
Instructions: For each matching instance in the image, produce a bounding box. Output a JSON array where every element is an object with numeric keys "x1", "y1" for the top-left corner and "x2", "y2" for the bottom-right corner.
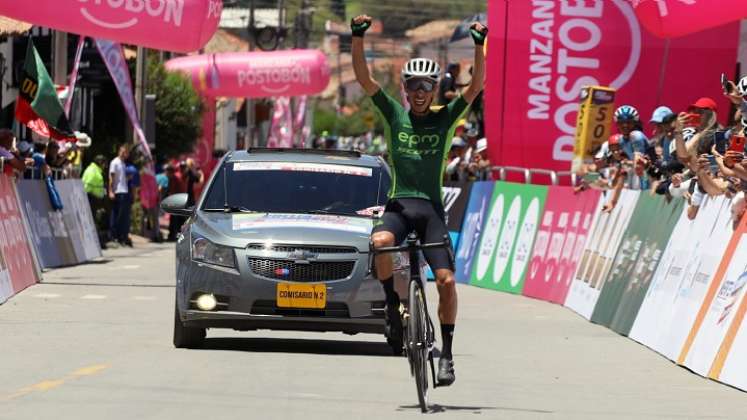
[
  {"x1": 398, "y1": 403, "x2": 552, "y2": 415},
  {"x1": 201, "y1": 337, "x2": 396, "y2": 357}
]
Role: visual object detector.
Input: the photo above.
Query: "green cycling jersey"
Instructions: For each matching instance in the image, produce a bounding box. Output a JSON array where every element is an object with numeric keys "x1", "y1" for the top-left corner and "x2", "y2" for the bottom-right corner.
[{"x1": 370, "y1": 88, "x2": 470, "y2": 207}]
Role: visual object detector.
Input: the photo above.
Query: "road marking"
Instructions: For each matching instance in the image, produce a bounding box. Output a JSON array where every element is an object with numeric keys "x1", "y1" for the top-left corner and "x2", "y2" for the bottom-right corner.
[
  {"x1": 1, "y1": 364, "x2": 110, "y2": 401},
  {"x1": 80, "y1": 294, "x2": 107, "y2": 300},
  {"x1": 133, "y1": 296, "x2": 156, "y2": 301},
  {"x1": 33, "y1": 293, "x2": 60, "y2": 299},
  {"x1": 106, "y1": 264, "x2": 141, "y2": 271}
]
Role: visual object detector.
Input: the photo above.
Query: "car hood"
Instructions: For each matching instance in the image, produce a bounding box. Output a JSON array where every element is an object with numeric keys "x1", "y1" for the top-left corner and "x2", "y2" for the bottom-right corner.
[{"x1": 193, "y1": 212, "x2": 375, "y2": 252}]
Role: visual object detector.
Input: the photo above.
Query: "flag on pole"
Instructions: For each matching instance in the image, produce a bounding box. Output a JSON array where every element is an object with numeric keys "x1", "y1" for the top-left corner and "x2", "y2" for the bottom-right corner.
[{"x1": 15, "y1": 39, "x2": 76, "y2": 142}]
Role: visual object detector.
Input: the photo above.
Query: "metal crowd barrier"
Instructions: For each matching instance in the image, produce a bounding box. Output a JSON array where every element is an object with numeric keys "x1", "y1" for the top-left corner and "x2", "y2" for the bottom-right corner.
[{"x1": 492, "y1": 166, "x2": 578, "y2": 186}]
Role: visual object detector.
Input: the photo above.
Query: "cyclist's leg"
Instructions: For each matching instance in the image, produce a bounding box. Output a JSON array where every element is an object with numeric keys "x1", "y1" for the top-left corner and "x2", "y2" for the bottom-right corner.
[
  {"x1": 409, "y1": 199, "x2": 457, "y2": 385},
  {"x1": 371, "y1": 201, "x2": 409, "y2": 284}
]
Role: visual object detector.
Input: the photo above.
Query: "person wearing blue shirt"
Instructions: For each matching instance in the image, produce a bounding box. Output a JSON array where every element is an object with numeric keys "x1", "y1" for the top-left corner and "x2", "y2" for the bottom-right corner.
[{"x1": 595, "y1": 105, "x2": 649, "y2": 161}]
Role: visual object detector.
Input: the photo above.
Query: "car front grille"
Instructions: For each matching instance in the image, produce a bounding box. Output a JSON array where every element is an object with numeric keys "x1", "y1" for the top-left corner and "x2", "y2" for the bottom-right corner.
[
  {"x1": 246, "y1": 244, "x2": 358, "y2": 254},
  {"x1": 248, "y1": 258, "x2": 356, "y2": 281},
  {"x1": 251, "y1": 300, "x2": 350, "y2": 318}
]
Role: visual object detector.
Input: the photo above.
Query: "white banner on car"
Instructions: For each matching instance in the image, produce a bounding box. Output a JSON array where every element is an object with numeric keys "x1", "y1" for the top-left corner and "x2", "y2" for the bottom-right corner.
[{"x1": 233, "y1": 161, "x2": 372, "y2": 177}]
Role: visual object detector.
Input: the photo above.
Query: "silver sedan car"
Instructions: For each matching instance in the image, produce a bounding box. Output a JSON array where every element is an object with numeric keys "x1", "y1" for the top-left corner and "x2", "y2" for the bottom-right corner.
[{"x1": 162, "y1": 149, "x2": 410, "y2": 352}]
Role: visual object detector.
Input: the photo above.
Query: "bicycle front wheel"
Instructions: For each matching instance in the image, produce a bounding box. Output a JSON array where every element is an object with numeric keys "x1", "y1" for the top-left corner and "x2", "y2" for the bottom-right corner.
[{"x1": 408, "y1": 280, "x2": 429, "y2": 413}]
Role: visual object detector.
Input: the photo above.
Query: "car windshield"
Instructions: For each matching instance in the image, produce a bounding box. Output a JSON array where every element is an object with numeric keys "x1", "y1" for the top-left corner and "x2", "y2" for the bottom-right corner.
[{"x1": 202, "y1": 160, "x2": 389, "y2": 217}]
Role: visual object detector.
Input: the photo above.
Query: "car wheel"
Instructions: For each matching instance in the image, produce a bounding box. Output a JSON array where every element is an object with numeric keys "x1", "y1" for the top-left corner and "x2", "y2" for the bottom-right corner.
[{"x1": 173, "y1": 304, "x2": 206, "y2": 349}]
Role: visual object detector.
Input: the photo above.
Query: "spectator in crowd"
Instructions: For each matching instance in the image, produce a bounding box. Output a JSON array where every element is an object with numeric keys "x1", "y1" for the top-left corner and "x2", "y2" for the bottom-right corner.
[
  {"x1": 167, "y1": 161, "x2": 187, "y2": 241},
  {"x1": 156, "y1": 164, "x2": 171, "y2": 199},
  {"x1": 82, "y1": 155, "x2": 109, "y2": 247},
  {"x1": 139, "y1": 162, "x2": 161, "y2": 243},
  {"x1": 466, "y1": 138, "x2": 492, "y2": 181},
  {"x1": 438, "y1": 63, "x2": 461, "y2": 106},
  {"x1": 183, "y1": 158, "x2": 204, "y2": 207},
  {"x1": 29, "y1": 142, "x2": 51, "y2": 180},
  {"x1": 0, "y1": 129, "x2": 32, "y2": 174},
  {"x1": 445, "y1": 137, "x2": 467, "y2": 182},
  {"x1": 109, "y1": 145, "x2": 132, "y2": 247}
]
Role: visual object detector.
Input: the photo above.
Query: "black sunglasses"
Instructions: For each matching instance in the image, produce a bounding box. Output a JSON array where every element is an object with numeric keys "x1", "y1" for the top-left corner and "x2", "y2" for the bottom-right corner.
[{"x1": 405, "y1": 79, "x2": 436, "y2": 92}]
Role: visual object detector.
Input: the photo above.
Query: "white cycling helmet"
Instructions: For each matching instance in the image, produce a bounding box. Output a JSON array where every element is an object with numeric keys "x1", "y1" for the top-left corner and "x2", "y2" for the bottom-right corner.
[
  {"x1": 401, "y1": 58, "x2": 441, "y2": 83},
  {"x1": 737, "y1": 76, "x2": 747, "y2": 96}
]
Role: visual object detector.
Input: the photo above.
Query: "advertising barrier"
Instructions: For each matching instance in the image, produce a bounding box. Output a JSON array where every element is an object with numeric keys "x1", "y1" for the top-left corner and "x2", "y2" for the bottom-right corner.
[
  {"x1": 522, "y1": 187, "x2": 600, "y2": 304},
  {"x1": 57, "y1": 180, "x2": 102, "y2": 262},
  {"x1": 629, "y1": 196, "x2": 735, "y2": 360},
  {"x1": 443, "y1": 180, "x2": 472, "y2": 250},
  {"x1": 564, "y1": 190, "x2": 639, "y2": 319},
  {"x1": 678, "y1": 215, "x2": 747, "y2": 376},
  {"x1": 590, "y1": 193, "x2": 683, "y2": 335},
  {"x1": 16, "y1": 179, "x2": 100, "y2": 269},
  {"x1": 470, "y1": 182, "x2": 547, "y2": 294},
  {"x1": 0, "y1": 175, "x2": 40, "y2": 303},
  {"x1": 454, "y1": 182, "x2": 494, "y2": 284}
]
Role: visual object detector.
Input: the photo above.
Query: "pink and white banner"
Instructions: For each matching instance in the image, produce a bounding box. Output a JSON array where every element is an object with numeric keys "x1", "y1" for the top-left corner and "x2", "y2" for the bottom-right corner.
[
  {"x1": 522, "y1": 187, "x2": 600, "y2": 304},
  {"x1": 64, "y1": 35, "x2": 86, "y2": 117},
  {"x1": 485, "y1": 0, "x2": 739, "y2": 172},
  {"x1": 630, "y1": 0, "x2": 747, "y2": 39},
  {"x1": 95, "y1": 38, "x2": 152, "y2": 162},
  {"x1": 266, "y1": 97, "x2": 293, "y2": 148}
]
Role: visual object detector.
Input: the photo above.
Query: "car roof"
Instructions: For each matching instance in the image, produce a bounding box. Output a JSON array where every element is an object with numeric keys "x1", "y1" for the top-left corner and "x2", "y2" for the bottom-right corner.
[{"x1": 226, "y1": 148, "x2": 383, "y2": 169}]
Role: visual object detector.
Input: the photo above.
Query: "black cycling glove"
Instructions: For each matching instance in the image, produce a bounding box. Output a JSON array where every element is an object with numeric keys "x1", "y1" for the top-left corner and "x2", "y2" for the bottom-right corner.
[
  {"x1": 470, "y1": 26, "x2": 488, "y2": 46},
  {"x1": 351, "y1": 19, "x2": 371, "y2": 37}
]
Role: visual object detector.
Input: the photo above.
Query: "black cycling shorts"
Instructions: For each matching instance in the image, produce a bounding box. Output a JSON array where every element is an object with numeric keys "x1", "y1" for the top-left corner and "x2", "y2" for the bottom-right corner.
[{"x1": 372, "y1": 198, "x2": 453, "y2": 271}]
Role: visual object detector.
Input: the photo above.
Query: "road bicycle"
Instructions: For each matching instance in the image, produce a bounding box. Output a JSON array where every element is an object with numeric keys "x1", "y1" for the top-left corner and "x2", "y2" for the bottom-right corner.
[{"x1": 371, "y1": 233, "x2": 452, "y2": 413}]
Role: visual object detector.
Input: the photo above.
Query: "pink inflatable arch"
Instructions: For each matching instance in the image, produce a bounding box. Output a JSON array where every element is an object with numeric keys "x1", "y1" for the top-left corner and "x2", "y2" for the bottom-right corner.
[
  {"x1": 0, "y1": 0, "x2": 222, "y2": 53},
  {"x1": 165, "y1": 49, "x2": 331, "y2": 98},
  {"x1": 632, "y1": 0, "x2": 747, "y2": 39}
]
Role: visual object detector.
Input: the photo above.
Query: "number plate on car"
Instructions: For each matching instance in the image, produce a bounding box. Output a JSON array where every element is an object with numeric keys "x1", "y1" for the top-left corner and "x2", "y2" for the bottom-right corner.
[{"x1": 276, "y1": 283, "x2": 327, "y2": 309}]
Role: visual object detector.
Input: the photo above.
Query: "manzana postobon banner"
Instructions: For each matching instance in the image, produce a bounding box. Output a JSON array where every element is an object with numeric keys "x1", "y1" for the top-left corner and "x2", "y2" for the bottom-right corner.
[
  {"x1": 15, "y1": 40, "x2": 76, "y2": 142},
  {"x1": 95, "y1": 39, "x2": 152, "y2": 162},
  {"x1": 630, "y1": 0, "x2": 747, "y2": 39},
  {"x1": 0, "y1": 0, "x2": 222, "y2": 53},
  {"x1": 484, "y1": 0, "x2": 739, "y2": 172},
  {"x1": 164, "y1": 50, "x2": 331, "y2": 99}
]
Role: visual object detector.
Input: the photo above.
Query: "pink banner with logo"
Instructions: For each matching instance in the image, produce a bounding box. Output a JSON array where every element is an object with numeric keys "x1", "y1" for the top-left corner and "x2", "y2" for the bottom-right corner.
[
  {"x1": 64, "y1": 35, "x2": 86, "y2": 117},
  {"x1": 522, "y1": 187, "x2": 600, "y2": 304},
  {"x1": 485, "y1": 0, "x2": 739, "y2": 172},
  {"x1": 95, "y1": 38, "x2": 152, "y2": 162},
  {"x1": 0, "y1": 0, "x2": 221, "y2": 53},
  {"x1": 631, "y1": 0, "x2": 747, "y2": 39}
]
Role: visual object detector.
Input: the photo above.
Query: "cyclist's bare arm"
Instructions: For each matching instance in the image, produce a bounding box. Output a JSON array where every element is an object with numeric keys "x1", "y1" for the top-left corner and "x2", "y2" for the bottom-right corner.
[
  {"x1": 463, "y1": 22, "x2": 487, "y2": 104},
  {"x1": 351, "y1": 15, "x2": 380, "y2": 96}
]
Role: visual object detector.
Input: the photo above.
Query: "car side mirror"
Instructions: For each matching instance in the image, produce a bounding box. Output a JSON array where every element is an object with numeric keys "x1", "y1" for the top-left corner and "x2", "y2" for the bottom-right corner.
[{"x1": 161, "y1": 193, "x2": 193, "y2": 216}]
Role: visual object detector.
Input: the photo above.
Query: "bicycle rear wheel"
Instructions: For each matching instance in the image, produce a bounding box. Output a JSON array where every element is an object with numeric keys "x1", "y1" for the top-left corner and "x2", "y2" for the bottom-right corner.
[{"x1": 408, "y1": 280, "x2": 429, "y2": 413}]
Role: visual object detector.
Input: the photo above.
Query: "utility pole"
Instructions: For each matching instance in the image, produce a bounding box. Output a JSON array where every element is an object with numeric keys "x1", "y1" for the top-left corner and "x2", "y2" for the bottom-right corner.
[
  {"x1": 246, "y1": 1, "x2": 256, "y2": 149},
  {"x1": 134, "y1": 46, "x2": 148, "y2": 146},
  {"x1": 52, "y1": 31, "x2": 67, "y2": 85}
]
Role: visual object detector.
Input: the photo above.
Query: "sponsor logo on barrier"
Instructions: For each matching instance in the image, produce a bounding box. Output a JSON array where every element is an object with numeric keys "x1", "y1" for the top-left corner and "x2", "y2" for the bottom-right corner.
[
  {"x1": 475, "y1": 195, "x2": 504, "y2": 281},
  {"x1": 493, "y1": 196, "x2": 521, "y2": 284},
  {"x1": 510, "y1": 198, "x2": 541, "y2": 287}
]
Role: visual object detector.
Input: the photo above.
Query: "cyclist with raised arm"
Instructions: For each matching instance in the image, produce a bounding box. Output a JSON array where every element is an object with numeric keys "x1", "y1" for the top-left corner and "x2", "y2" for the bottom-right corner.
[{"x1": 351, "y1": 14, "x2": 487, "y2": 386}]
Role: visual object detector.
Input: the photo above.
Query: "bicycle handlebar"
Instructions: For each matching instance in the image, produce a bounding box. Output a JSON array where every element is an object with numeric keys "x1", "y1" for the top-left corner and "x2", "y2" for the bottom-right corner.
[{"x1": 371, "y1": 240, "x2": 450, "y2": 255}]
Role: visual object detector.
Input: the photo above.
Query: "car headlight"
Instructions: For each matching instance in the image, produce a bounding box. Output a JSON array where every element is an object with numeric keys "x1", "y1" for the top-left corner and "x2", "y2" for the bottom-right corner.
[{"x1": 192, "y1": 236, "x2": 236, "y2": 269}]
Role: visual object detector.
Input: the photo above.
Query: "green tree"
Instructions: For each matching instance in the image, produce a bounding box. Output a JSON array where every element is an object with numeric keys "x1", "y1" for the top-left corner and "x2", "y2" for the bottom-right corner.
[{"x1": 146, "y1": 61, "x2": 203, "y2": 159}]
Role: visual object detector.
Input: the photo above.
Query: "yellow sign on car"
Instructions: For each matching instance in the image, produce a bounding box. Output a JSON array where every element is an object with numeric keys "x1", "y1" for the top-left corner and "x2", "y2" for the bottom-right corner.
[
  {"x1": 276, "y1": 283, "x2": 327, "y2": 309},
  {"x1": 572, "y1": 86, "x2": 616, "y2": 173}
]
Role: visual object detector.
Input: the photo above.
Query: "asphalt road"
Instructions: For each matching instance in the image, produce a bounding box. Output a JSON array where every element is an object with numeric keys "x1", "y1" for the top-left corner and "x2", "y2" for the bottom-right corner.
[{"x1": 1, "y1": 242, "x2": 746, "y2": 420}]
